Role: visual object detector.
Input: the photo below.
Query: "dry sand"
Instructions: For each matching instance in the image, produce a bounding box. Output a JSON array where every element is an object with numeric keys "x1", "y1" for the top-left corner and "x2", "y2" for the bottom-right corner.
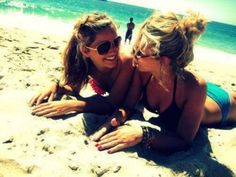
[{"x1": 0, "y1": 25, "x2": 236, "y2": 177}]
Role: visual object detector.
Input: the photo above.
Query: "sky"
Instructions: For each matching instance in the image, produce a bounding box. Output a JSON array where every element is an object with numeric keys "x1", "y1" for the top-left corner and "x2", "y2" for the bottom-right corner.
[{"x1": 109, "y1": 0, "x2": 236, "y2": 25}]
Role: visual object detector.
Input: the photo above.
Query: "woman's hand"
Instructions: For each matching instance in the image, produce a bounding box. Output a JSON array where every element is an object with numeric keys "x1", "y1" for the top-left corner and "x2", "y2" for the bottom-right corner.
[
  {"x1": 90, "y1": 117, "x2": 121, "y2": 142},
  {"x1": 90, "y1": 109, "x2": 128, "y2": 141},
  {"x1": 31, "y1": 100, "x2": 79, "y2": 118},
  {"x1": 29, "y1": 82, "x2": 59, "y2": 107},
  {"x1": 96, "y1": 123, "x2": 143, "y2": 154}
]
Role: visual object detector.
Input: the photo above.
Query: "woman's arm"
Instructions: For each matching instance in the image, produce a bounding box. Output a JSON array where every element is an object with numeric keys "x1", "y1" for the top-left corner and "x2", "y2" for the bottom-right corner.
[
  {"x1": 29, "y1": 79, "x2": 78, "y2": 107},
  {"x1": 31, "y1": 57, "x2": 135, "y2": 117},
  {"x1": 90, "y1": 68, "x2": 144, "y2": 141},
  {"x1": 31, "y1": 91, "x2": 111, "y2": 117},
  {"x1": 77, "y1": 57, "x2": 135, "y2": 114},
  {"x1": 96, "y1": 76, "x2": 207, "y2": 153},
  {"x1": 148, "y1": 77, "x2": 207, "y2": 153}
]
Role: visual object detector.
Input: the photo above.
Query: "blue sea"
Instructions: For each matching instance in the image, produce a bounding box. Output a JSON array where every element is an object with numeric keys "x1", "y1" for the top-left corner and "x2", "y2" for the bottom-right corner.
[{"x1": 1, "y1": 0, "x2": 236, "y2": 54}]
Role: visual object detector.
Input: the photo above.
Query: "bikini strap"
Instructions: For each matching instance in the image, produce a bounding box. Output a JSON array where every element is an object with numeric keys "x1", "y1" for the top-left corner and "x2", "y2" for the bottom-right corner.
[
  {"x1": 172, "y1": 76, "x2": 178, "y2": 102},
  {"x1": 144, "y1": 74, "x2": 152, "y2": 89}
]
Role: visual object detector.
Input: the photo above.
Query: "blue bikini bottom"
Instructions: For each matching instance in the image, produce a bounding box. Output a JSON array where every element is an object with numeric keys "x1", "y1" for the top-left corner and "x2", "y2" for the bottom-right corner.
[{"x1": 207, "y1": 82, "x2": 230, "y2": 126}]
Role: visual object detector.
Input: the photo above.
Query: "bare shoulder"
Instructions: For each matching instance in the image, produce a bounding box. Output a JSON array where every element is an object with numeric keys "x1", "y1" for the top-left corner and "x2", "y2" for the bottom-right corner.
[
  {"x1": 119, "y1": 53, "x2": 133, "y2": 68},
  {"x1": 182, "y1": 70, "x2": 206, "y2": 96}
]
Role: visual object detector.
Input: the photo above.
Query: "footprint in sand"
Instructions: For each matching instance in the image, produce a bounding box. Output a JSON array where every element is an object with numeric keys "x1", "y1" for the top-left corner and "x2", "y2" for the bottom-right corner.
[
  {"x1": 1, "y1": 159, "x2": 38, "y2": 174},
  {"x1": 42, "y1": 144, "x2": 57, "y2": 154},
  {"x1": 68, "y1": 164, "x2": 80, "y2": 171},
  {"x1": 26, "y1": 165, "x2": 38, "y2": 174},
  {"x1": 2, "y1": 136, "x2": 14, "y2": 144},
  {"x1": 36, "y1": 128, "x2": 50, "y2": 136},
  {"x1": 35, "y1": 128, "x2": 58, "y2": 154},
  {"x1": 91, "y1": 165, "x2": 121, "y2": 176}
]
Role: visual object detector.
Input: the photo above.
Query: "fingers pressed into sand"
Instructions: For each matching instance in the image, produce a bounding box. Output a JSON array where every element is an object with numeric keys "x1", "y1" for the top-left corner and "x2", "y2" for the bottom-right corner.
[
  {"x1": 43, "y1": 111, "x2": 61, "y2": 118},
  {"x1": 32, "y1": 103, "x2": 53, "y2": 115},
  {"x1": 97, "y1": 139, "x2": 119, "y2": 151},
  {"x1": 107, "y1": 144, "x2": 126, "y2": 154},
  {"x1": 100, "y1": 130, "x2": 117, "y2": 141},
  {"x1": 28, "y1": 94, "x2": 39, "y2": 107},
  {"x1": 91, "y1": 118, "x2": 116, "y2": 141},
  {"x1": 48, "y1": 93, "x2": 55, "y2": 102},
  {"x1": 36, "y1": 93, "x2": 49, "y2": 105},
  {"x1": 33, "y1": 102, "x2": 51, "y2": 110},
  {"x1": 90, "y1": 126, "x2": 108, "y2": 141},
  {"x1": 97, "y1": 134, "x2": 118, "y2": 146},
  {"x1": 33, "y1": 108, "x2": 55, "y2": 116}
]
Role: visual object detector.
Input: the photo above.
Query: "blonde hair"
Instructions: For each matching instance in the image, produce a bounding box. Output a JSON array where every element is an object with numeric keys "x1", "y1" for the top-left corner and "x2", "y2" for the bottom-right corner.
[
  {"x1": 62, "y1": 12, "x2": 117, "y2": 90},
  {"x1": 138, "y1": 11, "x2": 207, "y2": 75}
]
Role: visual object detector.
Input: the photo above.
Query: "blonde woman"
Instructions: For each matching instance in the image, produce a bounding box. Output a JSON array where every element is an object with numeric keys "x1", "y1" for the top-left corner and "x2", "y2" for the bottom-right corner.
[
  {"x1": 93, "y1": 11, "x2": 236, "y2": 153},
  {"x1": 29, "y1": 12, "x2": 134, "y2": 117}
]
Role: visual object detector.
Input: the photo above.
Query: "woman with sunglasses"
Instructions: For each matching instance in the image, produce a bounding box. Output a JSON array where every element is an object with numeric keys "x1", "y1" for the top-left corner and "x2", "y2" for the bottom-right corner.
[
  {"x1": 29, "y1": 12, "x2": 134, "y2": 117},
  {"x1": 93, "y1": 11, "x2": 236, "y2": 154}
]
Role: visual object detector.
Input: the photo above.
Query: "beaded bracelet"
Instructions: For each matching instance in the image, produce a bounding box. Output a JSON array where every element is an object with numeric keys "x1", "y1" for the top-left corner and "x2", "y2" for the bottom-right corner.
[{"x1": 140, "y1": 126, "x2": 154, "y2": 149}]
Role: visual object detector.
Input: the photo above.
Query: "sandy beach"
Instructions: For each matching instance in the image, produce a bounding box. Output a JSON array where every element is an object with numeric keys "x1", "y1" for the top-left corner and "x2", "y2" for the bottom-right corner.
[{"x1": 1, "y1": 22, "x2": 236, "y2": 177}]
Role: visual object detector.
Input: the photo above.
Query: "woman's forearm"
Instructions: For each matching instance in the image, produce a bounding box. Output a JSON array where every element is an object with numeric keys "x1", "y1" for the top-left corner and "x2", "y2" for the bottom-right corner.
[
  {"x1": 72, "y1": 95, "x2": 115, "y2": 114},
  {"x1": 57, "y1": 84, "x2": 77, "y2": 96},
  {"x1": 148, "y1": 129, "x2": 190, "y2": 153}
]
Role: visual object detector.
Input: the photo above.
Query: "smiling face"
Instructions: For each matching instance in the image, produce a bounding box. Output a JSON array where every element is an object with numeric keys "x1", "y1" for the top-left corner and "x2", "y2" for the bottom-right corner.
[{"x1": 85, "y1": 28, "x2": 120, "y2": 71}]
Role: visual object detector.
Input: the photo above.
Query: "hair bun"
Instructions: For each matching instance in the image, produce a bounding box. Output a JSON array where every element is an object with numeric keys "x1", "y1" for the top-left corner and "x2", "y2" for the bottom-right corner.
[{"x1": 181, "y1": 11, "x2": 207, "y2": 43}]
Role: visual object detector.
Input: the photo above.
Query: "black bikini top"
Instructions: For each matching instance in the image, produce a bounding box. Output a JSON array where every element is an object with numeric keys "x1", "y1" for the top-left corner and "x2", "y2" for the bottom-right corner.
[{"x1": 142, "y1": 76, "x2": 182, "y2": 131}]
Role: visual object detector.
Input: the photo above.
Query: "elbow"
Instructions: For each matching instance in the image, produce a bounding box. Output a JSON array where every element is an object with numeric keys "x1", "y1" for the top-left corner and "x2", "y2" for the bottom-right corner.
[
  {"x1": 178, "y1": 130, "x2": 196, "y2": 149},
  {"x1": 181, "y1": 136, "x2": 194, "y2": 150},
  {"x1": 183, "y1": 140, "x2": 193, "y2": 150},
  {"x1": 166, "y1": 136, "x2": 194, "y2": 153},
  {"x1": 161, "y1": 140, "x2": 192, "y2": 155}
]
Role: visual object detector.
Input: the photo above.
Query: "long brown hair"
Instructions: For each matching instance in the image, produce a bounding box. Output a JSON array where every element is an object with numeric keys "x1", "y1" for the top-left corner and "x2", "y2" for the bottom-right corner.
[{"x1": 61, "y1": 12, "x2": 117, "y2": 90}]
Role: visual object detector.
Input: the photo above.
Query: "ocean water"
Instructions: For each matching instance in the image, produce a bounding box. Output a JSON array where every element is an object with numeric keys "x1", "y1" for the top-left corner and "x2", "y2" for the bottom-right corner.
[{"x1": 1, "y1": 0, "x2": 236, "y2": 54}]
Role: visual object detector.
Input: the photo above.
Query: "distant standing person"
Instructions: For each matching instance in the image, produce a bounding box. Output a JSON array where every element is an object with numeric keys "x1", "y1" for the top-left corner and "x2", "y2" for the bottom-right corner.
[{"x1": 125, "y1": 17, "x2": 135, "y2": 44}]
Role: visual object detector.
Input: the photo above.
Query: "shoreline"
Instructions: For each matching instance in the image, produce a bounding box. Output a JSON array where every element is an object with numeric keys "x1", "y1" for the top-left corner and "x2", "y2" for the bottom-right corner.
[{"x1": 1, "y1": 12, "x2": 236, "y2": 56}]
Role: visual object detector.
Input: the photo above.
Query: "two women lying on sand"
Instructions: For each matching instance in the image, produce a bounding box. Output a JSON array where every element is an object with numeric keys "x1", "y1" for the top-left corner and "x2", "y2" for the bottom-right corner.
[{"x1": 29, "y1": 12, "x2": 236, "y2": 153}]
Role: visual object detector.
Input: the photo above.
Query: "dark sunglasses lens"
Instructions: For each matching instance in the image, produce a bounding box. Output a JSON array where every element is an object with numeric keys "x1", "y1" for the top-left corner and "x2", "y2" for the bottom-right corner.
[
  {"x1": 136, "y1": 50, "x2": 142, "y2": 58},
  {"x1": 114, "y1": 36, "x2": 121, "y2": 47},
  {"x1": 97, "y1": 42, "x2": 111, "y2": 55}
]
